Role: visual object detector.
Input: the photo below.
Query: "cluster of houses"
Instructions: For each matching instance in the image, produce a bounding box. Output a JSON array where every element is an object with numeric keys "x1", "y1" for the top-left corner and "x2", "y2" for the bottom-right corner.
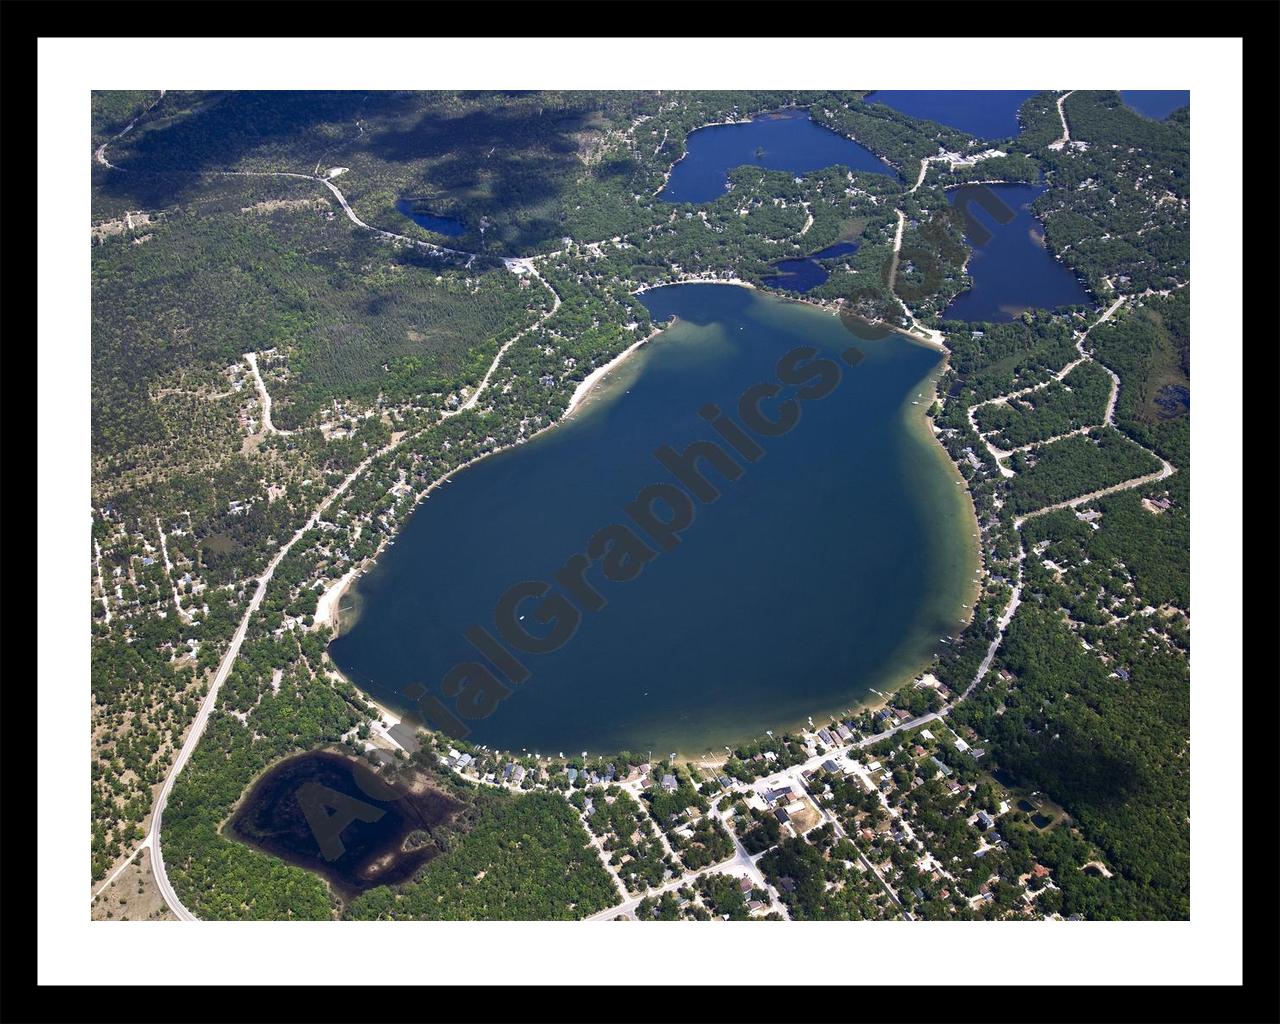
[
  {"x1": 568, "y1": 763, "x2": 620, "y2": 787},
  {"x1": 442, "y1": 748, "x2": 475, "y2": 771},
  {"x1": 872, "y1": 707, "x2": 912, "y2": 729},
  {"x1": 815, "y1": 721, "x2": 855, "y2": 747},
  {"x1": 754, "y1": 777, "x2": 824, "y2": 835}
]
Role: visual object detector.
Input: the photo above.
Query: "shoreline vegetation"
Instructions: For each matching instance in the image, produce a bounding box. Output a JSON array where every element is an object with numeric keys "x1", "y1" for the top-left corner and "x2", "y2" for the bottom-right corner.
[
  {"x1": 564, "y1": 321, "x2": 669, "y2": 418},
  {"x1": 313, "y1": 563, "x2": 361, "y2": 634}
]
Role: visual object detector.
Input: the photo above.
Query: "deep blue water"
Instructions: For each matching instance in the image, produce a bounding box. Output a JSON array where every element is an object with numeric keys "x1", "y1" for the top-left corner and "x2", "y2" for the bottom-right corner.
[
  {"x1": 942, "y1": 184, "x2": 1092, "y2": 322},
  {"x1": 330, "y1": 285, "x2": 976, "y2": 756},
  {"x1": 866, "y1": 91, "x2": 1039, "y2": 139},
  {"x1": 1120, "y1": 91, "x2": 1190, "y2": 121},
  {"x1": 396, "y1": 199, "x2": 466, "y2": 236},
  {"x1": 660, "y1": 110, "x2": 896, "y2": 204},
  {"x1": 809, "y1": 242, "x2": 860, "y2": 260},
  {"x1": 762, "y1": 241, "x2": 859, "y2": 293}
]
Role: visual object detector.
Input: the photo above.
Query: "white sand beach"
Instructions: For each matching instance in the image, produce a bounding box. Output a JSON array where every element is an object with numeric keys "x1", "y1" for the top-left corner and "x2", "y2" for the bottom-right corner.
[{"x1": 314, "y1": 563, "x2": 362, "y2": 630}]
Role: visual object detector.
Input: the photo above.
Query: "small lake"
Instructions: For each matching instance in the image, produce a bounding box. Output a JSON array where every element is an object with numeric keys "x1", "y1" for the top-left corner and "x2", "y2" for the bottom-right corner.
[
  {"x1": 942, "y1": 183, "x2": 1092, "y2": 322},
  {"x1": 396, "y1": 198, "x2": 466, "y2": 236},
  {"x1": 228, "y1": 751, "x2": 461, "y2": 900},
  {"x1": 866, "y1": 91, "x2": 1039, "y2": 139},
  {"x1": 660, "y1": 109, "x2": 897, "y2": 204},
  {"x1": 1120, "y1": 91, "x2": 1189, "y2": 121},
  {"x1": 330, "y1": 284, "x2": 978, "y2": 757},
  {"x1": 762, "y1": 241, "x2": 859, "y2": 293}
]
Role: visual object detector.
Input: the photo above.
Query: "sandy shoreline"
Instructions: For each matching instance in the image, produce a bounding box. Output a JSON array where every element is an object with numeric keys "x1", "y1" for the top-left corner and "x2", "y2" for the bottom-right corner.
[
  {"x1": 317, "y1": 279, "x2": 979, "y2": 766},
  {"x1": 635, "y1": 276, "x2": 756, "y2": 293},
  {"x1": 780, "y1": 291, "x2": 948, "y2": 353},
  {"x1": 564, "y1": 325, "x2": 664, "y2": 419},
  {"x1": 314, "y1": 562, "x2": 363, "y2": 633},
  {"x1": 565, "y1": 278, "x2": 757, "y2": 418},
  {"x1": 666, "y1": 349, "x2": 981, "y2": 763}
]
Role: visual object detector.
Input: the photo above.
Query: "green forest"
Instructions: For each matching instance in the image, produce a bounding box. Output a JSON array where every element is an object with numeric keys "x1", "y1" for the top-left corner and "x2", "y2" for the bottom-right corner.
[
  {"x1": 974, "y1": 361, "x2": 1114, "y2": 449},
  {"x1": 1007, "y1": 428, "x2": 1163, "y2": 514},
  {"x1": 347, "y1": 788, "x2": 617, "y2": 920},
  {"x1": 92, "y1": 179, "x2": 543, "y2": 459}
]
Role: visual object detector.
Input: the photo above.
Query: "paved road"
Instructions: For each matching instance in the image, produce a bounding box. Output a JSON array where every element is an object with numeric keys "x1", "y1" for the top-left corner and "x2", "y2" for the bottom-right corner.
[
  {"x1": 149, "y1": 449, "x2": 388, "y2": 919},
  {"x1": 142, "y1": 271, "x2": 563, "y2": 921},
  {"x1": 98, "y1": 134, "x2": 569, "y2": 918},
  {"x1": 708, "y1": 802, "x2": 791, "y2": 919},
  {"x1": 584, "y1": 843, "x2": 757, "y2": 922},
  {"x1": 93, "y1": 90, "x2": 166, "y2": 169}
]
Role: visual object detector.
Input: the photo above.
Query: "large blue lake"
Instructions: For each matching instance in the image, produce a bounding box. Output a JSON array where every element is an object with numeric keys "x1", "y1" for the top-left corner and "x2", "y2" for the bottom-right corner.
[
  {"x1": 660, "y1": 109, "x2": 897, "y2": 204},
  {"x1": 1120, "y1": 91, "x2": 1190, "y2": 121},
  {"x1": 942, "y1": 183, "x2": 1092, "y2": 322},
  {"x1": 866, "y1": 91, "x2": 1039, "y2": 139},
  {"x1": 330, "y1": 285, "x2": 977, "y2": 756}
]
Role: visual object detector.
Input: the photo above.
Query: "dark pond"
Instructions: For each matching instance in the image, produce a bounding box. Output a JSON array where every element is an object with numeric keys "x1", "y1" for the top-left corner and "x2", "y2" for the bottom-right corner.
[
  {"x1": 1120, "y1": 91, "x2": 1190, "y2": 121},
  {"x1": 396, "y1": 198, "x2": 466, "y2": 236},
  {"x1": 761, "y1": 241, "x2": 859, "y2": 293},
  {"x1": 866, "y1": 91, "x2": 1039, "y2": 139},
  {"x1": 228, "y1": 751, "x2": 461, "y2": 899},
  {"x1": 660, "y1": 109, "x2": 897, "y2": 204},
  {"x1": 1154, "y1": 384, "x2": 1189, "y2": 418},
  {"x1": 941, "y1": 183, "x2": 1092, "y2": 322}
]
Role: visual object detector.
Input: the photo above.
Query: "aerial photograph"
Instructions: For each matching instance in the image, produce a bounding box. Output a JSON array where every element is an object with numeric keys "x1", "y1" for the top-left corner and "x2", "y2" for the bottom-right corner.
[{"x1": 88, "y1": 86, "x2": 1194, "y2": 926}]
